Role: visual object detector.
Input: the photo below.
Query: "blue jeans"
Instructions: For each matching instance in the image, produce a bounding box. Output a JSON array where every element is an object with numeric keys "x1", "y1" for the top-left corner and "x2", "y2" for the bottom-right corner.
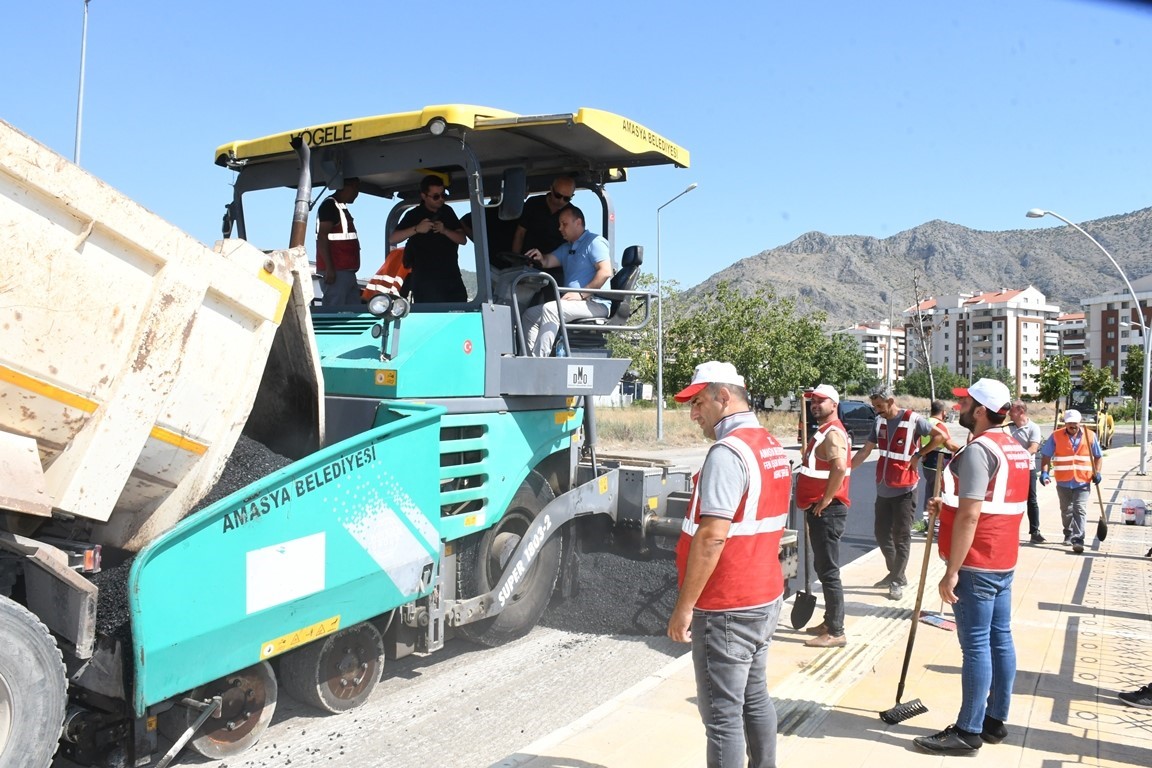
[
  {"x1": 1056, "y1": 485, "x2": 1089, "y2": 543},
  {"x1": 807, "y1": 502, "x2": 847, "y2": 636},
  {"x1": 692, "y1": 598, "x2": 783, "y2": 768},
  {"x1": 953, "y1": 569, "x2": 1016, "y2": 732}
]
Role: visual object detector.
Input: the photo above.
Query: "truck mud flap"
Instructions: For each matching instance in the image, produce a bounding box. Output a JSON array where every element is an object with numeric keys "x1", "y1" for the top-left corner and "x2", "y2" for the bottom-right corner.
[
  {"x1": 126, "y1": 401, "x2": 444, "y2": 715},
  {"x1": 448, "y1": 470, "x2": 620, "y2": 626}
]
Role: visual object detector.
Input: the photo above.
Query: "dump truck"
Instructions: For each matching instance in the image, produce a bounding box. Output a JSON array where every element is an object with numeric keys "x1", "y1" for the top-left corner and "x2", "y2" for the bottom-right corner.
[{"x1": 1, "y1": 108, "x2": 797, "y2": 767}]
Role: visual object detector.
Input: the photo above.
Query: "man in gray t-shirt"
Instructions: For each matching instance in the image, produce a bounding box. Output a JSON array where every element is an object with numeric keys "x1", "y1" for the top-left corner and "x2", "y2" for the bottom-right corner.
[
  {"x1": 1008, "y1": 400, "x2": 1044, "y2": 543},
  {"x1": 851, "y1": 385, "x2": 947, "y2": 600}
]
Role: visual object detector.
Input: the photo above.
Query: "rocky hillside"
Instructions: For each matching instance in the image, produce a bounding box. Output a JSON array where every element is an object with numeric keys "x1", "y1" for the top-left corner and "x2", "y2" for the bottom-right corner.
[{"x1": 692, "y1": 207, "x2": 1152, "y2": 328}]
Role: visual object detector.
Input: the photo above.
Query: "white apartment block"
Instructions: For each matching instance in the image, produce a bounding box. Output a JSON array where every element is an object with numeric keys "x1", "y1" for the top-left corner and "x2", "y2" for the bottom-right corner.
[
  {"x1": 1056, "y1": 312, "x2": 1088, "y2": 383},
  {"x1": 902, "y1": 286, "x2": 1060, "y2": 397},
  {"x1": 1080, "y1": 273, "x2": 1152, "y2": 383},
  {"x1": 837, "y1": 322, "x2": 905, "y2": 385}
]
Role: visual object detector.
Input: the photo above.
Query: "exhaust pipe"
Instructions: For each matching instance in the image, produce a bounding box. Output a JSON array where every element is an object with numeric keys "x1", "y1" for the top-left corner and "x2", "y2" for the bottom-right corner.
[{"x1": 288, "y1": 137, "x2": 311, "y2": 249}]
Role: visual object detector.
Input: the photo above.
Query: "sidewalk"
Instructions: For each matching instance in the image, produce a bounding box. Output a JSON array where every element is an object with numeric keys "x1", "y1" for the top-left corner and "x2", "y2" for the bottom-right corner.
[{"x1": 496, "y1": 445, "x2": 1152, "y2": 768}]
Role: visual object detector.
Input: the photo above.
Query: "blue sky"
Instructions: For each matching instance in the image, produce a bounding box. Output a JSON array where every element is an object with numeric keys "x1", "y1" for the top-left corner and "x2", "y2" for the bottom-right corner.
[{"x1": 4, "y1": 1, "x2": 1150, "y2": 292}]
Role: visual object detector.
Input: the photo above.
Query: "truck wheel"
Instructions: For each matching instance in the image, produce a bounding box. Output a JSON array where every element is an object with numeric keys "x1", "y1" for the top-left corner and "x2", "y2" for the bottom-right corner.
[
  {"x1": 159, "y1": 660, "x2": 277, "y2": 759},
  {"x1": 279, "y1": 622, "x2": 384, "y2": 713},
  {"x1": 457, "y1": 472, "x2": 561, "y2": 647},
  {"x1": 0, "y1": 597, "x2": 67, "y2": 768}
]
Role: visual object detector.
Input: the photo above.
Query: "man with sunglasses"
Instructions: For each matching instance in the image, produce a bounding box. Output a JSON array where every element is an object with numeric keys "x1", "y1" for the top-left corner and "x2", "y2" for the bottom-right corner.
[
  {"x1": 512, "y1": 176, "x2": 577, "y2": 283},
  {"x1": 391, "y1": 175, "x2": 468, "y2": 303}
]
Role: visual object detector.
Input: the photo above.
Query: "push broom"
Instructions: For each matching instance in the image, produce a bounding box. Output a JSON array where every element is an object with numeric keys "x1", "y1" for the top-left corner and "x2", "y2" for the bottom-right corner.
[{"x1": 878, "y1": 467, "x2": 943, "y2": 724}]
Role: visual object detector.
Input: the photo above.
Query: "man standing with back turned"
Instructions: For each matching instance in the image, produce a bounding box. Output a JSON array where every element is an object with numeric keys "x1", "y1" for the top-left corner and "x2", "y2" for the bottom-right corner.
[
  {"x1": 914, "y1": 379, "x2": 1030, "y2": 755},
  {"x1": 667, "y1": 361, "x2": 791, "y2": 768},
  {"x1": 796, "y1": 384, "x2": 851, "y2": 648}
]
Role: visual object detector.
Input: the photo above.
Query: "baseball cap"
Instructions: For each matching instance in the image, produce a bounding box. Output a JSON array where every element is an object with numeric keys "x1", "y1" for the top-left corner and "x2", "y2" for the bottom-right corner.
[
  {"x1": 952, "y1": 378, "x2": 1011, "y2": 415},
  {"x1": 804, "y1": 384, "x2": 840, "y2": 404},
  {"x1": 1063, "y1": 409, "x2": 1082, "y2": 424},
  {"x1": 673, "y1": 361, "x2": 746, "y2": 403}
]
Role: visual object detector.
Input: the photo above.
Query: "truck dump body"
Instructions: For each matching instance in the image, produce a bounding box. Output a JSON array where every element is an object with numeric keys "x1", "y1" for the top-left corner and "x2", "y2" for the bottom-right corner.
[{"x1": 0, "y1": 119, "x2": 322, "y2": 552}]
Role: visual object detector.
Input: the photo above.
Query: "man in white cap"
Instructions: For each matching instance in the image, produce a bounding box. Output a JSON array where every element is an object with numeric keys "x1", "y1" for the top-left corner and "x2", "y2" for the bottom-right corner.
[
  {"x1": 1038, "y1": 408, "x2": 1103, "y2": 553},
  {"x1": 914, "y1": 378, "x2": 1031, "y2": 755},
  {"x1": 666, "y1": 361, "x2": 790, "y2": 768},
  {"x1": 796, "y1": 384, "x2": 851, "y2": 648}
]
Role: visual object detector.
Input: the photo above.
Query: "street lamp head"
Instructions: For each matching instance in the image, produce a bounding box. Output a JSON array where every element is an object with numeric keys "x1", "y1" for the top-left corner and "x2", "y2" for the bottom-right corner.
[
  {"x1": 1026, "y1": 208, "x2": 1048, "y2": 219},
  {"x1": 685, "y1": 182, "x2": 698, "y2": 193}
]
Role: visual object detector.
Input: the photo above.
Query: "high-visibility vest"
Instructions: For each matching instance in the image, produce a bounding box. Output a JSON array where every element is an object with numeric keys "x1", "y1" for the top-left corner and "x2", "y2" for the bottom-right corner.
[
  {"x1": 316, "y1": 198, "x2": 360, "y2": 272},
  {"x1": 937, "y1": 430, "x2": 1030, "y2": 571},
  {"x1": 1050, "y1": 429, "x2": 1097, "y2": 485},
  {"x1": 676, "y1": 426, "x2": 789, "y2": 610},
  {"x1": 362, "y1": 248, "x2": 411, "y2": 301},
  {"x1": 796, "y1": 420, "x2": 852, "y2": 508},
  {"x1": 876, "y1": 409, "x2": 919, "y2": 488}
]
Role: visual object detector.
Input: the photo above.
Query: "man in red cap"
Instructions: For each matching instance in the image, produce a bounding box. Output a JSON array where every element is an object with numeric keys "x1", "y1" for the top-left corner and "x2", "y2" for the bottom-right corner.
[
  {"x1": 914, "y1": 378, "x2": 1030, "y2": 755},
  {"x1": 796, "y1": 384, "x2": 851, "y2": 648},
  {"x1": 666, "y1": 361, "x2": 790, "y2": 768}
]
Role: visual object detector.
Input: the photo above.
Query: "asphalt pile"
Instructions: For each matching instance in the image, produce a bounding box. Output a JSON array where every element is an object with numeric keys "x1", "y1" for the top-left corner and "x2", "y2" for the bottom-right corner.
[
  {"x1": 93, "y1": 435, "x2": 294, "y2": 639},
  {"x1": 541, "y1": 549, "x2": 679, "y2": 636}
]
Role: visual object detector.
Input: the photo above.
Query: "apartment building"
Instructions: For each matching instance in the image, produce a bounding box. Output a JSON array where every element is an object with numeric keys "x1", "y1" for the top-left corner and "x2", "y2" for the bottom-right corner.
[
  {"x1": 1081, "y1": 273, "x2": 1152, "y2": 380},
  {"x1": 1056, "y1": 312, "x2": 1088, "y2": 382},
  {"x1": 837, "y1": 321, "x2": 906, "y2": 385},
  {"x1": 902, "y1": 286, "x2": 1060, "y2": 396}
]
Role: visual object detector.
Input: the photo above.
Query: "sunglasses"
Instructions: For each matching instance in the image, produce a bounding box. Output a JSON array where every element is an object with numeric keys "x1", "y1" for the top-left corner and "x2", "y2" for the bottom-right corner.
[
  {"x1": 550, "y1": 190, "x2": 573, "y2": 202},
  {"x1": 425, "y1": 192, "x2": 444, "y2": 201}
]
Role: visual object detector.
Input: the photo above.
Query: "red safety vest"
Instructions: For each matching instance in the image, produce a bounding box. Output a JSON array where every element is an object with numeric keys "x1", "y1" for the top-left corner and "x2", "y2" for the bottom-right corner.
[
  {"x1": 937, "y1": 430, "x2": 1030, "y2": 571},
  {"x1": 676, "y1": 426, "x2": 790, "y2": 610},
  {"x1": 316, "y1": 199, "x2": 360, "y2": 272},
  {"x1": 796, "y1": 420, "x2": 852, "y2": 508},
  {"x1": 1050, "y1": 429, "x2": 1097, "y2": 485},
  {"x1": 876, "y1": 409, "x2": 919, "y2": 488}
]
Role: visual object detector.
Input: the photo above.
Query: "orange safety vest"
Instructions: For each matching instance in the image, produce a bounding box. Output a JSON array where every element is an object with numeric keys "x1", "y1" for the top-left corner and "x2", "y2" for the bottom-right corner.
[
  {"x1": 316, "y1": 198, "x2": 360, "y2": 272},
  {"x1": 937, "y1": 430, "x2": 1030, "y2": 571},
  {"x1": 876, "y1": 409, "x2": 919, "y2": 488},
  {"x1": 1050, "y1": 429, "x2": 1097, "y2": 485},
  {"x1": 362, "y1": 248, "x2": 411, "y2": 301},
  {"x1": 796, "y1": 420, "x2": 852, "y2": 508},
  {"x1": 676, "y1": 426, "x2": 790, "y2": 610}
]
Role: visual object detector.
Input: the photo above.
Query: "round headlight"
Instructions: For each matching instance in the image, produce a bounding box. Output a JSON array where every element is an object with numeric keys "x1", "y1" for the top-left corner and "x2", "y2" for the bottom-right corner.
[
  {"x1": 428, "y1": 118, "x2": 447, "y2": 136},
  {"x1": 388, "y1": 296, "x2": 411, "y2": 319},
  {"x1": 367, "y1": 293, "x2": 393, "y2": 317}
]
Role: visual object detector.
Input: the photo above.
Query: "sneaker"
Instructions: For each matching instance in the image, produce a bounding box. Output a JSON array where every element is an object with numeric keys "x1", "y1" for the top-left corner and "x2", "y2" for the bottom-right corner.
[
  {"x1": 981, "y1": 715, "x2": 1008, "y2": 744},
  {"x1": 888, "y1": 582, "x2": 904, "y2": 600},
  {"x1": 912, "y1": 520, "x2": 928, "y2": 534},
  {"x1": 1119, "y1": 683, "x2": 1152, "y2": 708},
  {"x1": 804, "y1": 622, "x2": 829, "y2": 636},
  {"x1": 1062, "y1": 536, "x2": 1072, "y2": 546},
  {"x1": 1030, "y1": 533, "x2": 1046, "y2": 544},
  {"x1": 873, "y1": 575, "x2": 893, "y2": 588},
  {"x1": 1072, "y1": 538, "x2": 1085, "y2": 554},
  {"x1": 913, "y1": 725, "x2": 982, "y2": 755},
  {"x1": 804, "y1": 632, "x2": 847, "y2": 648}
]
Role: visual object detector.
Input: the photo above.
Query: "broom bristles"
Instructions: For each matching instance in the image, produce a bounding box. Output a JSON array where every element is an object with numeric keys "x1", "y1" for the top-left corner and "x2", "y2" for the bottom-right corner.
[{"x1": 879, "y1": 698, "x2": 928, "y2": 724}]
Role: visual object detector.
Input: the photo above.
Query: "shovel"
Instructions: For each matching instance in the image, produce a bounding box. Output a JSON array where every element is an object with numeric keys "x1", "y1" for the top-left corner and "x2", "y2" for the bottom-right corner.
[
  {"x1": 790, "y1": 400, "x2": 818, "y2": 630},
  {"x1": 1095, "y1": 482, "x2": 1108, "y2": 542}
]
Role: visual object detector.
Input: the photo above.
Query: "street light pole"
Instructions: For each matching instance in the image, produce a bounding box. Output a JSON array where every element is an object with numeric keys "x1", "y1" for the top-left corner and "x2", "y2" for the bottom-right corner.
[
  {"x1": 1027, "y1": 208, "x2": 1149, "y2": 474},
  {"x1": 74, "y1": 0, "x2": 91, "y2": 164},
  {"x1": 655, "y1": 182, "x2": 698, "y2": 441}
]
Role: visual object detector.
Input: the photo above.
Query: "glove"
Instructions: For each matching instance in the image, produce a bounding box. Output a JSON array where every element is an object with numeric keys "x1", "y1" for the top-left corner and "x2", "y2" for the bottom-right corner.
[
  {"x1": 1040, "y1": 471, "x2": 1051, "y2": 486},
  {"x1": 1093, "y1": 473, "x2": 1102, "y2": 486}
]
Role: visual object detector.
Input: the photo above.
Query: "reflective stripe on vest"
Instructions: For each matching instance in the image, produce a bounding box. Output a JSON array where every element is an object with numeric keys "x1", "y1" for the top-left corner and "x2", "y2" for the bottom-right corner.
[
  {"x1": 1050, "y1": 429, "x2": 1096, "y2": 484},
  {"x1": 876, "y1": 409, "x2": 919, "y2": 488},
  {"x1": 796, "y1": 420, "x2": 852, "y2": 508}
]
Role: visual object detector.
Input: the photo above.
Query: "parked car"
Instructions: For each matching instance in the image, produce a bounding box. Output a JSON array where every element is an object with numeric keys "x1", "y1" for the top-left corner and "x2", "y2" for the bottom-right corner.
[{"x1": 797, "y1": 399, "x2": 877, "y2": 448}]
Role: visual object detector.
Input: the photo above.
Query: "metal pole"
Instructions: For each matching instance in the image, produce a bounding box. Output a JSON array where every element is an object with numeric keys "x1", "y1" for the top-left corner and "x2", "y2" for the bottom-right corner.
[
  {"x1": 74, "y1": 0, "x2": 91, "y2": 164},
  {"x1": 655, "y1": 183, "x2": 697, "y2": 441},
  {"x1": 1027, "y1": 209, "x2": 1148, "y2": 474}
]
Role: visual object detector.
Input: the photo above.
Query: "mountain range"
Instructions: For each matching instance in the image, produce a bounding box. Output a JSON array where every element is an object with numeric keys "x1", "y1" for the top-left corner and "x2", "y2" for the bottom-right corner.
[{"x1": 692, "y1": 207, "x2": 1152, "y2": 329}]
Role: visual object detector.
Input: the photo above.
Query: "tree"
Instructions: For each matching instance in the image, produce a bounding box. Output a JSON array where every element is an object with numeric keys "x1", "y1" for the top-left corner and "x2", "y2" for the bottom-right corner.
[
  {"x1": 970, "y1": 364, "x2": 1016, "y2": 398},
  {"x1": 1034, "y1": 355, "x2": 1071, "y2": 405},
  {"x1": 895, "y1": 365, "x2": 966, "y2": 399},
  {"x1": 810, "y1": 333, "x2": 870, "y2": 394},
  {"x1": 1121, "y1": 345, "x2": 1144, "y2": 401},
  {"x1": 1078, "y1": 361, "x2": 1119, "y2": 409},
  {"x1": 605, "y1": 274, "x2": 681, "y2": 386}
]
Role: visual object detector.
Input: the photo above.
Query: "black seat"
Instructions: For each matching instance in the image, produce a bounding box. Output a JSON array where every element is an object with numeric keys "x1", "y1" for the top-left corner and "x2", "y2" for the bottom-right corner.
[{"x1": 571, "y1": 245, "x2": 644, "y2": 327}]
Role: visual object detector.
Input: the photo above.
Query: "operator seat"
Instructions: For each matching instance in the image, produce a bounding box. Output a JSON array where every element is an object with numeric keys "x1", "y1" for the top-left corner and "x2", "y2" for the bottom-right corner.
[{"x1": 567, "y1": 245, "x2": 644, "y2": 349}]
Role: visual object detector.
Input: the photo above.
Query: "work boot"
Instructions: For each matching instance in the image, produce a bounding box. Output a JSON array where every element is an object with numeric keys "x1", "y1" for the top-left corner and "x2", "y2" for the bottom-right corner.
[
  {"x1": 980, "y1": 715, "x2": 1008, "y2": 744},
  {"x1": 913, "y1": 725, "x2": 982, "y2": 755},
  {"x1": 804, "y1": 632, "x2": 847, "y2": 648},
  {"x1": 873, "y1": 575, "x2": 893, "y2": 588},
  {"x1": 804, "y1": 622, "x2": 828, "y2": 636}
]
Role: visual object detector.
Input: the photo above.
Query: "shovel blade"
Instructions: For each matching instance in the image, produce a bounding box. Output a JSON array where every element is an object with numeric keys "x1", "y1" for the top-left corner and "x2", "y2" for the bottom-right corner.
[
  {"x1": 790, "y1": 591, "x2": 817, "y2": 630},
  {"x1": 1097, "y1": 516, "x2": 1108, "y2": 542}
]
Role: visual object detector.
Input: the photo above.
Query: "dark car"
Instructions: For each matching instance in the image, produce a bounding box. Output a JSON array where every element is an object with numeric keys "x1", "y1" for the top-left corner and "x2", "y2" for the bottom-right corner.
[{"x1": 797, "y1": 399, "x2": 877, "y2": 448}]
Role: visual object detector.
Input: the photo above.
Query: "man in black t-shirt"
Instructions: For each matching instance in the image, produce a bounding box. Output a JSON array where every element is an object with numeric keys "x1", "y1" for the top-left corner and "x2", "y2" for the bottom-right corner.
[
  {"x1": 390, "y1": 175, "x2": 469, "y2": 303},
  {"x1": 512, "y1": 176, "x2": 576, "y2": 283}
]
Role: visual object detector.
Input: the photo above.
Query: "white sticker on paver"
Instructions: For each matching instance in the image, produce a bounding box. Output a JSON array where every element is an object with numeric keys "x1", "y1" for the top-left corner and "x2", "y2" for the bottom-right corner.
[{"x1": 246, "y1": 532, "x2": 326, "y2": 614}]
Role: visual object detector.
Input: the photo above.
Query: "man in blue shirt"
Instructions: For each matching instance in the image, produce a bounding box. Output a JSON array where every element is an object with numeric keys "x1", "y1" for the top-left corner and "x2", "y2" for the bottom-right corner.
[{"x1": 522, "y1": 205, "x2": 612, "y2": 356}]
